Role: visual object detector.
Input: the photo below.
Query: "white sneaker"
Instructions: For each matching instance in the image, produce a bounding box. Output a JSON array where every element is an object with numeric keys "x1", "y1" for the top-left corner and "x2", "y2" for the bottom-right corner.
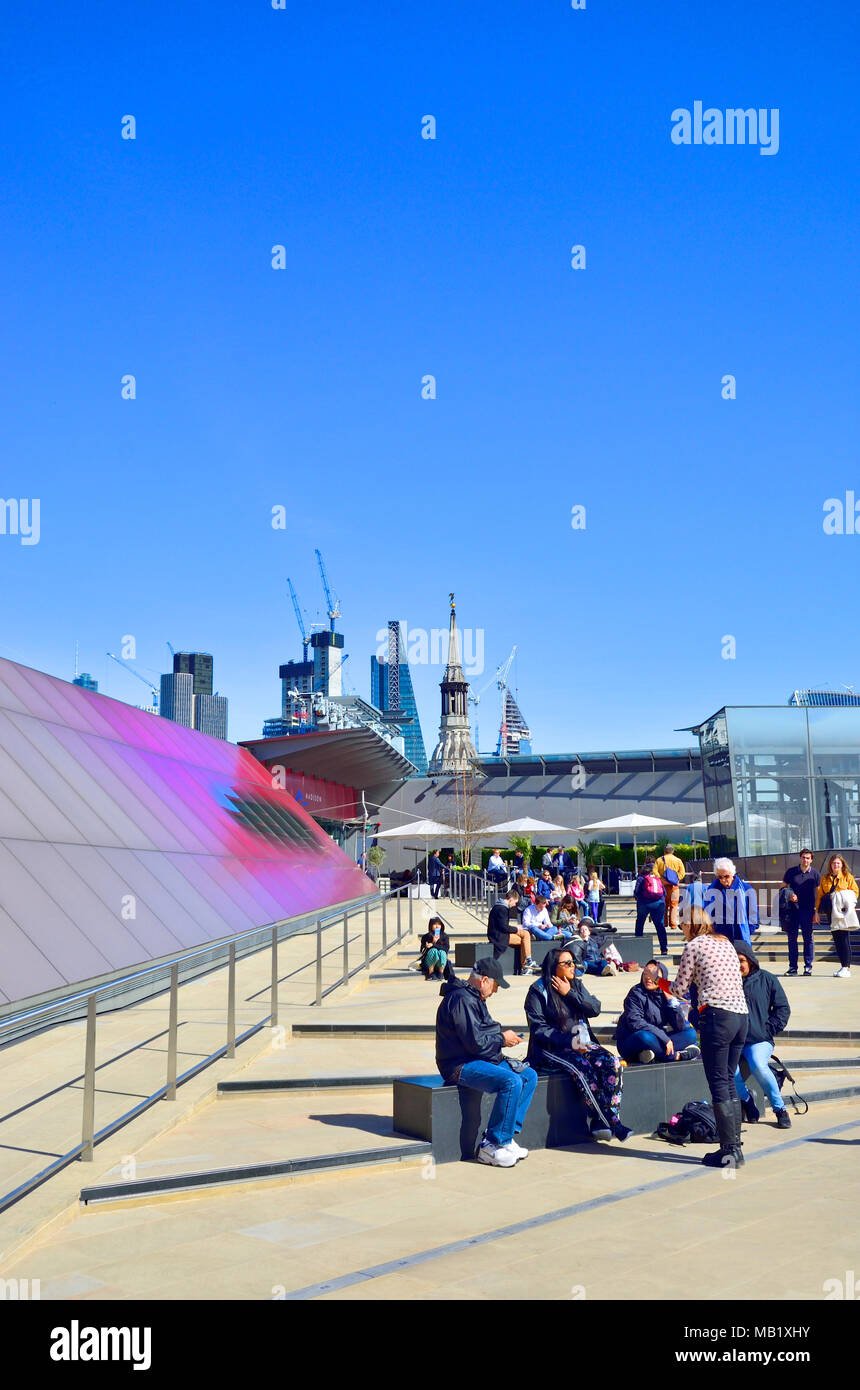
[
  {"x1": 506, "y1": 1138, "x2": 529, "y2": 1159},
  {"x1": 477, "y1": 1140, "x2": 518, "y2": 1167},
  {"x1": 835, "y1": 966, "x2": 852, "y2": 978},
  {"x1": 637, "y1": 1049, "x2": 656, "y2": 1064}
]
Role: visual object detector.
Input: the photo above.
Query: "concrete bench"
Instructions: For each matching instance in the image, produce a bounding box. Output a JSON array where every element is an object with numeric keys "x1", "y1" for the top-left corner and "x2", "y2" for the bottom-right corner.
[
  {"x1": 393, "y1": 1057, "x2": 708, "y2": 1163},
  {"x1": 453, "y1": 933, "x2": 655, "y2": 973}
]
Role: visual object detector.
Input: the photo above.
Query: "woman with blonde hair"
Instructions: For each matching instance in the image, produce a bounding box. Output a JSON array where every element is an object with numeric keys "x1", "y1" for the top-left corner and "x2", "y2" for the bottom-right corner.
[
  {"x1": 814, "y1": 853, "x2": 859, "y2": 978},
  {"x1": 672, "y1": 906, "x2": 748, "y2": 1168}
]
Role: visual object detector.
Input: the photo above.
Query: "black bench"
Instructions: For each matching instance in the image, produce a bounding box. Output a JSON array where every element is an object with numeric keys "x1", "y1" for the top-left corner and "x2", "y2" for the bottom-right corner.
[
  {"x1": 393, "y1": 1058, "x2": 708, "y2": 1163},
  {"x1": 453, "y1": 933, "x2": 655, "y2": 973}
]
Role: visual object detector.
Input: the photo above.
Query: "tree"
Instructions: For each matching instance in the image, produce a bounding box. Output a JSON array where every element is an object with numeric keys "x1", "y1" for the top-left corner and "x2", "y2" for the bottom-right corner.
[{"x1": 442, "y1": 769, "x2": 494, "y2": 868}]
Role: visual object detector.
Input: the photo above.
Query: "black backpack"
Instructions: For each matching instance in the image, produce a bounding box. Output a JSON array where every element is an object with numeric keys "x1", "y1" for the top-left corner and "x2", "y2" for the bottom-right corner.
[{"x1": 657, "y1": 1100, "x2": 718, "y2": 1145}]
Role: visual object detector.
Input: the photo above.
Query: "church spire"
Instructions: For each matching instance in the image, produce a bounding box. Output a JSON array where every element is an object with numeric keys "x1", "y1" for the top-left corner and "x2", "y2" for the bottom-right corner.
[{"x1": 428, "y1": 592, "x2": 479, "y2": 775}]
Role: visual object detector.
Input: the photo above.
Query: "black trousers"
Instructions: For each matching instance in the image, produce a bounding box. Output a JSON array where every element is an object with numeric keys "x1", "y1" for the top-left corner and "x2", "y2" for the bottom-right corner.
[
  {"x1": 699, "y1": 1006, "x2": 749, "y2": 1105},
  {"x1": 832, "y1": 931, "x2": 853, "y2": 968},
  {"x1": 430, "y1": 880, "x2": 441, "y2": 899},
  {"x1": 785, "y1": 913, "x2": 814, "y2": 970}
]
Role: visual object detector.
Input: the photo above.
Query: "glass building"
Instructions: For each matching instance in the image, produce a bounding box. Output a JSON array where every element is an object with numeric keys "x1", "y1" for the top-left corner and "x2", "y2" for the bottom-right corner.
[
  {"x1": 370, "y1": 654, "x2": 428, "y2": 775},
  {"x1": 696, "y1": 705, "x2": 860, "y2": 857}
]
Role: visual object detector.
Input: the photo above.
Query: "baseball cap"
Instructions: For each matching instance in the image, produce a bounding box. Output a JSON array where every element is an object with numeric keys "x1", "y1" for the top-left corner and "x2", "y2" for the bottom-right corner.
[{"x1": 474, "y1": 956, "x2": 510, "y2": 989}]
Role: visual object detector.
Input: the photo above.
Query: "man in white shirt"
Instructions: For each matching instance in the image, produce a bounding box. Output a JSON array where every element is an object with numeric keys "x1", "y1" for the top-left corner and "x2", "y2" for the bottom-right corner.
[
  {"x1": 522, "y1": 896, "x2": 574, "y2": 949},
  {"x1": 486, "y1": 849, "x2": 508, "y2": 890}
]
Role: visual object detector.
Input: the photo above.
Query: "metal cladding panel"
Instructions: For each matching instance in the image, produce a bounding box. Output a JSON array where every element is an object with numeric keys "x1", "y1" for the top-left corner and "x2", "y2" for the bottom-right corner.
[{"x1": 0, "y1": 656, "x2": 374, "y2": 1005}]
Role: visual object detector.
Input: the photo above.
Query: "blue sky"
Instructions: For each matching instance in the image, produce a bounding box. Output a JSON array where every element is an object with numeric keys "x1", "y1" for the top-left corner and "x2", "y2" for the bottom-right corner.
[{"x1": 1, "y1": 1, "x2": 857, "y2": 755}]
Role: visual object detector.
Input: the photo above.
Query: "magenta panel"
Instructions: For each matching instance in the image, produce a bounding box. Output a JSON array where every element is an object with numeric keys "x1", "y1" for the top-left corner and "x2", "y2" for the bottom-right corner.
[{"x1": 0, "y1": 656, "x2": 375, "y2": 1006}]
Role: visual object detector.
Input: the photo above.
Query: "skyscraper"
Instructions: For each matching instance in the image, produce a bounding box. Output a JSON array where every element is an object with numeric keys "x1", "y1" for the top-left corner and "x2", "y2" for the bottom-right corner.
[
  {"x1": 428, "y1": 594, "x2": 478, "y2": 774},
  {"x1": 173, "y1": 652, "x2": 214, "y2": 697},
  {"x1": 160, "y1": 671, "x2": 194, "y2": 727},
  {"x1": 370, "y1": 622, "x2": 428, "y2": 776},
  {"x1": 194, "y1": 693, "x2": 228, "y2": 740}
]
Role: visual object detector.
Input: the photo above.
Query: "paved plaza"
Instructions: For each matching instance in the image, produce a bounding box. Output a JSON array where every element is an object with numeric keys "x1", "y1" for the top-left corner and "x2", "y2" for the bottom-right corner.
[{"x1": 0, "y1": 897, "x2": 856, "y2": 1301}]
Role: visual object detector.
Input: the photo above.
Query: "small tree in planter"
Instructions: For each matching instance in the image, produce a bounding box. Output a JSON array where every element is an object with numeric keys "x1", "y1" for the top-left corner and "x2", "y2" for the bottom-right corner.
[{"x1": 367, "y1": 845, "x2": 386, "y2": 880}]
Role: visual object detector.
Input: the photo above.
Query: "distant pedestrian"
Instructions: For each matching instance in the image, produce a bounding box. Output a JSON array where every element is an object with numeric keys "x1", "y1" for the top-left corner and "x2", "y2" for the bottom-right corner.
[
  {"x1": 428, "y1": 850, "x2": 444, "y2": 900},
  {"x1": 782, "y1": 849, "x2": 819, "y2": 975},
  {"x1": 654, "y1": 844, "x2": 686, "y2": 932},
  {"x1": 586, "y1": 869, "x2": 604, "y2": 922},
  {"x1": 633, "y1": 859, "x2": 668, "y2": 954},
  {"x1": 814, "y1": 853, "x2": 859, "y2": 978}
]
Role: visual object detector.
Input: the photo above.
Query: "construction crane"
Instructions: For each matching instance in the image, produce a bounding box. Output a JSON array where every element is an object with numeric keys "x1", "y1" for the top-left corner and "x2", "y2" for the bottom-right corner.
[
  {"x1": 468, "y1": 646, "x2": 517, "y2": 753},
  {"x1": 288, "y1": 578, "x2": 310, "y2": 659},
  {"x1": 166, "y1": 642, "x2": 175, "y2": 662},
  {"x1": 106, "y1": 652, "x2": 159, "y2": 712},
  {"x1": 314, "y1": 548, "x2": 340, "y2": 632}
]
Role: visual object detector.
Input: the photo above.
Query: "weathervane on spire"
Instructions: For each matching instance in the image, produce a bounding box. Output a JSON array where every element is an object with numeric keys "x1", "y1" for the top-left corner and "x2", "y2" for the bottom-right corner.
[{"x1": 449, "y1": 592, "x2": 455, "y2": 610}]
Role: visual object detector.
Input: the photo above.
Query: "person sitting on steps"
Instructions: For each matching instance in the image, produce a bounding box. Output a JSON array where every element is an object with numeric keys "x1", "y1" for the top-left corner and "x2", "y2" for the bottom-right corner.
[
  {"x1": 525, "y1": 946, "x2": 632, "y2": 1143},
  {"x1": 417, "y1": 917, "x2": 452, "y2": 981},
  {"x1": 487, "y1": 889, "x2": 535, "y2": 974},
  {"x1": 616, "y1": 964, "x2": 701, "y2": 1064},
  {"x1": 733, "y1": 941, "x2": 792, "y2": 1129}
]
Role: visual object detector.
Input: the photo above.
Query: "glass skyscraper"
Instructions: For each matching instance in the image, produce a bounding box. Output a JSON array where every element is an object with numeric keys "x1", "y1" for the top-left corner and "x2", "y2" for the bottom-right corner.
[{"x1": 371, "y1": 654, "x2": 428, "y2": 776}]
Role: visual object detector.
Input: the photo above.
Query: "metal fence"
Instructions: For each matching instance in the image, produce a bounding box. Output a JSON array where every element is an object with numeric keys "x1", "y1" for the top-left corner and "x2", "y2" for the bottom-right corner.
[{"x1": 0, "y1": 883, "x2": 413, "y2": 1216}]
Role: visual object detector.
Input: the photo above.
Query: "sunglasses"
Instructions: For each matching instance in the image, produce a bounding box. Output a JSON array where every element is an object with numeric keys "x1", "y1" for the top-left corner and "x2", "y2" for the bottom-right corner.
[{"x1": 558, "y1": 958, "x2": 575, "y2": 967}]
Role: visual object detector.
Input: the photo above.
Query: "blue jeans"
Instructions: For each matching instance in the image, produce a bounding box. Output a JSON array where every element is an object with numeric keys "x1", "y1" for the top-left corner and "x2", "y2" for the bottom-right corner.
[
  {"x1": 785, "y1": 912, "x2": 814, "y2": 970},
  {"x1": 635, "y1": 898, "x2": 667, "y2": 953},
  {"x1": 618, "y1": 1025, "x2": 697, "y2": 1062},
  {"x1": 587, "y1": 900, "x2": 600, "y2": 921},
  {"x1": 527, "y1": 924, "x2": 556, "y2": 941},
  {"x1": 457, "y1": 1059, "x2": 538, "y2": 1148},
  {"x1": 734, "y1": 1039, "x2": 785, "y2": 1112}
]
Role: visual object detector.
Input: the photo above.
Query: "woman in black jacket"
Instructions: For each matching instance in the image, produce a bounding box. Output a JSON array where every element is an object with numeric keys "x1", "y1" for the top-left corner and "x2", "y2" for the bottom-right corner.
[
  {"x1": 417, "y1": 917, "x2": 452, "y2": 981},
  {"x1": 733, "y1": 942, "x2": 792, "y2": 1128},
  {"x1": 525, "y1": 946, "x2": 631, "y2": 1142}
]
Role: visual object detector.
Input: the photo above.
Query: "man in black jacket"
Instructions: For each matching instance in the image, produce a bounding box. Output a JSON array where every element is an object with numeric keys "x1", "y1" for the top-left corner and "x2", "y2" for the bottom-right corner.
[
  {"x1": 733, "y1": 942, "x2": 792, "y2": 1128},
  {"x1": 435, "y1": 958, "x2": 537, "y2": 1167},
  {"x1": 616, "y1": 965, "x2": 701, "y2": 1064},
  {"x1": 487, "y1": 890, "x2": 535, "y2": 973}
]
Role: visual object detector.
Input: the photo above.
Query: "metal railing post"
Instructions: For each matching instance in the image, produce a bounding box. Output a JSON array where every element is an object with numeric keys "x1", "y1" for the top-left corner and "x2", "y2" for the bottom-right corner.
[
  {"x1": 382, "y1": 896, "x2": 387, "y2": 951},
  {"x1": 226, "y1": 942, "x2": 236, "y2": 1058},
  {"x1": 342, "y1": 912, "x2": 349, "y2": 985},
  {"x1": 270, "y1": 927, "x2": 279, "y2": 1028},
  {"x1": 166, "y1": 964, "x2": 178, "y2": 1101},
  {"x1": 409, "y1": 884, "x2": 414, "y2": 933},
  {"x1": 396, "y1": 889, "x2": 402, "y2": 940},
  {"x1": 81, "y1": 994, "x2": 97, "y2": 1162},
  {"x1": 364, "y1": 903, "x2": 370, "y2": 967},
  {"x1": 315, "y1": 919, "x2": 323, "y2": 1006}
]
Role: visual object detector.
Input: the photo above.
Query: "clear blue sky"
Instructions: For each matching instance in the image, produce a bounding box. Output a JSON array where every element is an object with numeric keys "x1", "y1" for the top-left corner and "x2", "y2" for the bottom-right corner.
[{"x1": 1, "y1": 1, "x2": 857, "y2": 755}]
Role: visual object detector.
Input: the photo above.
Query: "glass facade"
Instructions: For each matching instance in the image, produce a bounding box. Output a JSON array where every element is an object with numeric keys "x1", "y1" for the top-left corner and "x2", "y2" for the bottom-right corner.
[
  {"x1": 0, "y1": 655, "x2": 372, "y2": 1006},
  {"x1": 698, "y1": 705, "x2": 860, "y2": 856}
]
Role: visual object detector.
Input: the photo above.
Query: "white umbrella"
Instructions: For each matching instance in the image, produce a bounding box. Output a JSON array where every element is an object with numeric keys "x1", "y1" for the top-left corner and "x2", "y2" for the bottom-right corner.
[
  {"x1": 478, "y1": 817, "x2": 577, "y2": 837},
  {"x1": 374, "y1": 819, "x2": 455, "y2": 838},
  {"x1": 373, "y1": 818, "x2": 456, "y2": 884},
  {"x1": 575, "y1": 813, "x2": 686, "y2": 873}
]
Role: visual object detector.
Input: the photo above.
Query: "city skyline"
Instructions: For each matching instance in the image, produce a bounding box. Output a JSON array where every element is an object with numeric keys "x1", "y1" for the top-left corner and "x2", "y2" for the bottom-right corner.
[{"x1": 1, "y1": 1, "x2": 856, "y2": 753}]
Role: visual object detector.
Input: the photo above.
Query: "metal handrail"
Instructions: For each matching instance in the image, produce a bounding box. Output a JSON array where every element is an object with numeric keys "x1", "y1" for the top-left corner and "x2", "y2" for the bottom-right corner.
[
  {"x1": 0, "y1": 881, "x2": 415, "y2": 1216},
  {"x1": 0, "y1": 889, "x2": 382, "y2": 1040}
]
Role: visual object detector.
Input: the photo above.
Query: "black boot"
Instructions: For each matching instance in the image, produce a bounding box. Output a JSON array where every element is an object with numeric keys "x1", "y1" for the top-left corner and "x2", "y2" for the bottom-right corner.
[
  {"x1": 741, "y1": 1094, "x2": 760, "y2": 1123},
  {"x1": 702, "y1": 1100, "x2": 744, "y2": 1168}
]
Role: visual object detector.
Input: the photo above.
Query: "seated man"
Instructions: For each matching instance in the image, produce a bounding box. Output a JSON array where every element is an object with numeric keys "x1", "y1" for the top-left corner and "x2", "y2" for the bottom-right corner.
[
  {"x1": 486, "y1": 848, "x2": 508, "y2": 890},
  {"x1": 435, "y1": 957, "x2": 537, "y2": 1167},
  {"x1": 487, "y1": 889, "x2": 535, "y2": 974},
  {"x1": 616, "y1": 964, "x2": 701, "y2": 1063},
  {"x1": 522, "y1": 895, "x2": 563, "y2": 952}
]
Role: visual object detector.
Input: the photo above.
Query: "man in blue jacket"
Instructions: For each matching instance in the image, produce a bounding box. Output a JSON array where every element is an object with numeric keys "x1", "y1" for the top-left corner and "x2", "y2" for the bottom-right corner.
[
  {"x1": 435, "y1": 958, "x2": 537, "y2": 1167},
  {"x1": 428, "y1": 850, "x2": 444, "y2": 899},
  {"x1": 616, "y1": 964, "x2": 701, "y2": 1063}
]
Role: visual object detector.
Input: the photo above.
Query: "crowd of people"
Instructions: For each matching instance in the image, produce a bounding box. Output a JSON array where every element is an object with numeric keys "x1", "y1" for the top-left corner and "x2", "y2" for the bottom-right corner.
[
  {"x1": 434, "y1": 905, "x2": 794, "y2": 1168},
  {"x1": 424, "y1": 843, "x2": 858, "y2": 1171}
]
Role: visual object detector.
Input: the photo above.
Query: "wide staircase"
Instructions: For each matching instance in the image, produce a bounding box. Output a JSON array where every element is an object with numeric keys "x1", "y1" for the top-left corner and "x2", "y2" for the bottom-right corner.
[{"x1": 65, "y1": 894, "x2": 859, "y2": 1209}]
